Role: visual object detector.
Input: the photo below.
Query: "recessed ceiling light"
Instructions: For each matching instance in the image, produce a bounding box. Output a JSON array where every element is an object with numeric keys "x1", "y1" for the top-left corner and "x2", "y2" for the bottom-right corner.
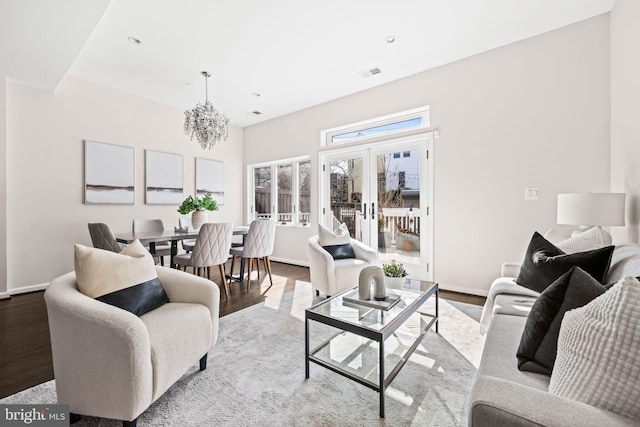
[
  {"x1": 385, "y1": 35, "x2": 396, "y2": 44},
  {"x1": 127, "y1": 36, "x2": 142, "y2": 45},
  {"x1": 252, "y1": 92, "x2": 261, "y2": 97}
]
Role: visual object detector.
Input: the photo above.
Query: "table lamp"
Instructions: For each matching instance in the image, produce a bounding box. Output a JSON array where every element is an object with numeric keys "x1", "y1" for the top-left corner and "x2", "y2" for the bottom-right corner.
[{"x1": 557, "y1": 193, "x2": 626, "y2": 227}]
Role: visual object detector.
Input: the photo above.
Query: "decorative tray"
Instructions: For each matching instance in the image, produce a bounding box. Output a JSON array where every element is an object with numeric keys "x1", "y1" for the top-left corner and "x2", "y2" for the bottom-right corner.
[{"x1": 342, "y1": 289, "x2": 401, "y2": 311}]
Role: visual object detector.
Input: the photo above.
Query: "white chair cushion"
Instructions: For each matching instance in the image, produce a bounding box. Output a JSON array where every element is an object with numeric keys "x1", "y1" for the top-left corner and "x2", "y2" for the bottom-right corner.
[
  {"x1": 333, "y1": 258, "x2": 370, "y2": 292},
  {"x1": 141, "y1": 302, "x2": 212, "y2": 400},
  {"x1": 549, "y1": 276, "x2": 640, "y2": 421}
]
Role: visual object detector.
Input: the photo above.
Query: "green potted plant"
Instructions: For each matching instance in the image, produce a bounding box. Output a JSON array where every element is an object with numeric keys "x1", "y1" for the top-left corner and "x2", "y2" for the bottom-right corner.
[
  {"x1": 177, "y1": 193, "x2": 218, "y2": 229},
  {"x1": 382, "y1": 259, "x2": 408, "y2": 289}
]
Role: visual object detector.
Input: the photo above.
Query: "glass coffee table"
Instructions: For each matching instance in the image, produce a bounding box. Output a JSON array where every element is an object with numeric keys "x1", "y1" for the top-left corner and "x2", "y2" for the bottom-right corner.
[{"x1": 305, "y1": 279, "x2": 439, "y2": 418}]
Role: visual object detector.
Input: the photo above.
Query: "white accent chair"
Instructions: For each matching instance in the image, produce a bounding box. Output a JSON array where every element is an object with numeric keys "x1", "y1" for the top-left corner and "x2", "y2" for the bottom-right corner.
[
  {"x1": 44, "y1": 266, "x2": 219, "y2": 427},
  {"x1": 132, "y1": 219, "x2": 172, "y2": 265},
  {"x1": 308, "y1": 236, "x2": 378, "y2": 296},
  {"x1": 229, "y1": 219, "x2": 276, "y2": 287},
  {"x1": 173, "y1": 223, "x2": 233, "y2": 298}
]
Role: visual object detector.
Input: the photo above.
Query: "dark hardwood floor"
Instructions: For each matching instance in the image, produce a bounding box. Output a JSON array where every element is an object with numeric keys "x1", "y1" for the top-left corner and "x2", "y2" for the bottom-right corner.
[{"x1": 0, "y1": 261, "x2": 485, "y2": 399}]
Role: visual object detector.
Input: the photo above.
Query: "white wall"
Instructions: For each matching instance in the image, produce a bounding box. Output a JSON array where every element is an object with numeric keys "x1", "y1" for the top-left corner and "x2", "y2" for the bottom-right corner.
[
  {"x1": 244, "y1": 15, "x2": 611, "y2": 295},
  {"x1": 6, "y1": 76, "x2": 243, "y2": 292},
  {"x1": 610, "y1": 0, "x2": 640, "y2": 243},
  {"x1": 0, "y1": 77, "x2": 7, "y2": 298}
]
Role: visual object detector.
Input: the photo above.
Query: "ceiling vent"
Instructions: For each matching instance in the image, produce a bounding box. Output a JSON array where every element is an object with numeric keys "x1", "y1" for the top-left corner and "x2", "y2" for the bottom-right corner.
[{"x1": 359, "y1": 67, "x2": 382, "y2": 78}]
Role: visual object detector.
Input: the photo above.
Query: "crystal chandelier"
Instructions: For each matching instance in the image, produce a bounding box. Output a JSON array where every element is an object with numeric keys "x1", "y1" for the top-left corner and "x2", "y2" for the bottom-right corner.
[{"x1": 183, "y1": 71, "x2": 229, "y2": 149}]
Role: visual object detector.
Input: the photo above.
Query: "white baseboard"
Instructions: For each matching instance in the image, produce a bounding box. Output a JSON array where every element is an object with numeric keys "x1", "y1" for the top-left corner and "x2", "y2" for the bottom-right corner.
[
  {"x1": 438, "y1": 283, "x2": 489, "y2": 297},
  {"x1": 0, "y1": 291, "x2": 10, "y2": 299},
  {"x1": 270, "y1": 257, "x2": 309, "y2": 268},
  {"x1": 9, "y1": 282, "x2": 49, "y2": 296}
]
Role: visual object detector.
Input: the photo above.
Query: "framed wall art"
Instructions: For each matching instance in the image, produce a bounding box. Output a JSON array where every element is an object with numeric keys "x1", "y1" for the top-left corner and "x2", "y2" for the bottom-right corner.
[
  {"x1": 84, "y1": 140, "x2": 135, "y2": 204},
  {"x1": 195, "y1": 158, "x2": 224, "y2": 205},
  {"x1": 145, "y1": 150, "x2": 183, "y2": 205}
]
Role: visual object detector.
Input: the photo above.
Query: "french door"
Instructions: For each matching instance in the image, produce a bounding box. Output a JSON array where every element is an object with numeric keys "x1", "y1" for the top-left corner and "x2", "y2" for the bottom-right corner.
[{"x1": 320, "y1": 134, "x2": 433, "y2": 280}]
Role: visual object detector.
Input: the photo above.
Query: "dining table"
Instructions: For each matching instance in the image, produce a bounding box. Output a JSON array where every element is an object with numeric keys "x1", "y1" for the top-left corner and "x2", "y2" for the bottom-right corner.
[{"x1": 114, "y1": 226, "x2": 250, "y2": 278}]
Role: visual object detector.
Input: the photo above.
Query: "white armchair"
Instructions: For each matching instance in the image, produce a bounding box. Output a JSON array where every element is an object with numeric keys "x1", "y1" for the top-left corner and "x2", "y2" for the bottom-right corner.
[
  {"x1": 308, "y1": 235, "x2": 377, "y2": 296},
  {"x1": 44, "y1": 266, "x2": 219, "y2": 427}
]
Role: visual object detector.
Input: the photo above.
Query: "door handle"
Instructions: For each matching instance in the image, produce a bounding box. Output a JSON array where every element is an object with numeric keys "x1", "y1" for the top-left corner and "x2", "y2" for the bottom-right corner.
[
  {"x1": 371, "y1": 202, "x2": 375, "y2": 219},
  {"x1": 363, "y1": 203, "x2": 367, "y2": 220}
]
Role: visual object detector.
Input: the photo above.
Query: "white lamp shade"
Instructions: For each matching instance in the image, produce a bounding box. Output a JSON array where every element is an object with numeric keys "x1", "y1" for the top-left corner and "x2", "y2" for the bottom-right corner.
[{"x1": 557, "y1": 193, "x2": 626, "y2": 226}]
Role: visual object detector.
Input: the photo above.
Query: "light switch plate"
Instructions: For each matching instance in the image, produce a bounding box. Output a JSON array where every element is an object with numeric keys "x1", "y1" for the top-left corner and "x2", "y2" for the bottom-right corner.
[{"x1": 525, "y1": 188, "x2": 540, "y2": 200}]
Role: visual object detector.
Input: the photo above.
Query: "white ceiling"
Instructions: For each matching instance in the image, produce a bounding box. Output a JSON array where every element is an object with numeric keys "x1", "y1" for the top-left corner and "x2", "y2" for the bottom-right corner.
[{"x1": 1, "y1": 0, "x2": 615, "y2": 127}]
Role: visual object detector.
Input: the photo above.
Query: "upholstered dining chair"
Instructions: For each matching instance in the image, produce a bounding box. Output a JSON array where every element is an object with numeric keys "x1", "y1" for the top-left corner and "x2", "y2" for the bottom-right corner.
[
  {"x1": 132, "y1": 219, "x2": 172, "y2": 265},
  {"x1": 88, "y1": 223, "x2": 121, "y2": 253},
  {"x1": 229, "y1": 219, "x2": 276, "y2": 287},
  {"x1": 173, "y1": 223, "x2": 233, "y2": 298},
  {"x1": 179, "y1": 217, "x2": 196, "y2": 252}
]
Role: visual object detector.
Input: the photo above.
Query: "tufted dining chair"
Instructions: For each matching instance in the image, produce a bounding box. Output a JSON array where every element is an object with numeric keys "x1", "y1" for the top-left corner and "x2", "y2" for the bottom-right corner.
[
  {"x1": 88, "y1": 223, "x2": 122, "y2": 253},
  {"x1": 173, "y1": 223, "x2": 233, "y2": 298},
  {"x1": 229, "y1": 219, "x2": 276, "y2": 287},
  {"x1": 132, "y1": 219, "x2": 172, "y2": 265},
  {"x1": 178, "y1": 217, "x2": 197, "y2": 252}
]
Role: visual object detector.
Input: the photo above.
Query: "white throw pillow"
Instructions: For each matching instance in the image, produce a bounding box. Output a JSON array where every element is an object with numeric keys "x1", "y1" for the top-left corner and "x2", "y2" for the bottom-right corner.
[
  {"x1": 543, "y1": 228, "x2": 568, "y2": 244},
  {"x1": 555, "y1": 227, "x2": 610, "y2": 254},
  {"x1": 549, "y1": 276, "x2": 640, "y2": 421},
  {"x1": 74, "y1": 239, "x2": 158, "y2": 298},
  {"x1": 318, "y1": 222, "x2": 350, "y2": 247}
]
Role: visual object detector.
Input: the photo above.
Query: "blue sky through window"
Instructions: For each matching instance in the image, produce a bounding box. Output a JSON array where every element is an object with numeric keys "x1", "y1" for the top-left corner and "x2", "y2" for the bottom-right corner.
[{"x1": 332, "y1": 117, "x2": 422, "y2": 143}]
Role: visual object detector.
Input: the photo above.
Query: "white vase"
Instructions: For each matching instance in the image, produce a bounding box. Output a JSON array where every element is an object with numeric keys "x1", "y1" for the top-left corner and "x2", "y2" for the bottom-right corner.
[
  {"x1": 191, "y1": 210, "x2": 208, "y2": 230},
  {"x1": 385, "y1": 276, "x2": 405, "y2": 289}
]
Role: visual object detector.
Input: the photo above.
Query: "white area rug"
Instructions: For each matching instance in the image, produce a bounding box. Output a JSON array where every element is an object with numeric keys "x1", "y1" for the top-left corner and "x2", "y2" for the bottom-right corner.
[{"x1": 2, "y1": 281, "x2": 485, "y2": 426}]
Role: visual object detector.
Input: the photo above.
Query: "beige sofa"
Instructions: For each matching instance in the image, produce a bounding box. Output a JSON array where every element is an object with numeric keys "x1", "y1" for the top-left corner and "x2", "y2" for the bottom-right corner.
[
  {"x1": 45, "y1": 266, "x2": 220, "y2": 427},
  {"x1": 468, "y1": 244, "x2": 640, "y2": 426}
]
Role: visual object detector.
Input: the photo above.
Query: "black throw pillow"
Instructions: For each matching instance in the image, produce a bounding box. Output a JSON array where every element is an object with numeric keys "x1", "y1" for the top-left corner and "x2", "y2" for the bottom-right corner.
[
  {"x1": 322, "y1": 243, "x2": 356, "y2": 260},
  {"x1": 96, "y1": 277, "x2": 170, "y2": 316},
  {"x1": 516, "y1": 232, "x2": 614, "y2": 293},
  {"x1": 517, "y1": 267, "x2": 606, "y2": 375}
]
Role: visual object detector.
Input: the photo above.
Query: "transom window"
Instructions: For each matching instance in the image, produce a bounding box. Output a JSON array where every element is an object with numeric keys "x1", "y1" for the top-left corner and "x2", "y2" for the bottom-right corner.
[{"x1": 321, "y1": 106, "x2": 429, "y2": 146}]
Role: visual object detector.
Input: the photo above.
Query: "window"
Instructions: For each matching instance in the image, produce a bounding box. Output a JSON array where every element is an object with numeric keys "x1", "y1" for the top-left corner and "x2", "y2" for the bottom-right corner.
[
  {"x1": 393, "y1": 152, "x2": 400, "y2": 159},
  {"x1": 253, "y1": 166, "x2": 271, "y2": 219},
  {"x1": 321, "y1": 106, "x2": 430, "y2": 146},
  {"x1": 399, "y1": 171, "x2": 406, "y2": 189},
  {"x1": 403, "y1": 151, "x2": 410, "y2": 158},
  {"x1": 249, "y1": 157, "x2": 311, "y2": 226},
  {"x1": 298, "y1": 161, "x2": 311, "y2": 224}
]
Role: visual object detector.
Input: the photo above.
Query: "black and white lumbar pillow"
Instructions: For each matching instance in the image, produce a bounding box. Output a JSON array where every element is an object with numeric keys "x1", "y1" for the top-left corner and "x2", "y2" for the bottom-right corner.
[
  {"x1": 74, "y1": 239, "x2": 169, "y2": 316},
  {"x1": 318, "y1": 222, "x2": 355, "y2": 259}
]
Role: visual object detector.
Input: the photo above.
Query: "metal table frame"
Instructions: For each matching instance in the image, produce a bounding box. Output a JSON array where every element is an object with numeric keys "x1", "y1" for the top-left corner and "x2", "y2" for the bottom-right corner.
[{"x1": 305, "y1": 281, "x2": 439, "y2": 418}]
